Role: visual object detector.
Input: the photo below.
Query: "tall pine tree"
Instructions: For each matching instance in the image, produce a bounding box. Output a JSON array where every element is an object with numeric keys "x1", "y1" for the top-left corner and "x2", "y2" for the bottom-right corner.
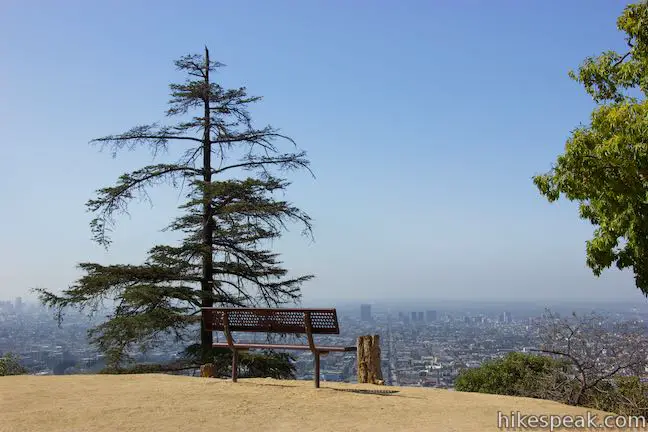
[{"x1": 36, "y1": 48, "x2": 313, "y2": 367}]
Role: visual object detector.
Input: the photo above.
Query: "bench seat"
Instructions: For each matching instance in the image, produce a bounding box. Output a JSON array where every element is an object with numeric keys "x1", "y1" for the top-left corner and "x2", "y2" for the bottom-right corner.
[{"x1": 212, "y1": 342, "x2": 357, "y2": 352}]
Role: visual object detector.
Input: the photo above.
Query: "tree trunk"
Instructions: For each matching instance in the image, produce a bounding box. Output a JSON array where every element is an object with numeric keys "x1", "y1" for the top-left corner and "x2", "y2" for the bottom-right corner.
[
  {"x1": 200, "y1": 363, "x2": 215, "y2": 378},
  {"x1": 200, "y1": 46, "x2": 214, "y2": 363},
  {"x1": 357, "y1": 335, "x2": 384, "y2": 385}
]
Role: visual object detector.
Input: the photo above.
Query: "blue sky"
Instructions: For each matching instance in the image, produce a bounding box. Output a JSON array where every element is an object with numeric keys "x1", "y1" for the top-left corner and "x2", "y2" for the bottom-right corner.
[{"x1": 0, "y1": 0, "x2": 643, "y2": 304}]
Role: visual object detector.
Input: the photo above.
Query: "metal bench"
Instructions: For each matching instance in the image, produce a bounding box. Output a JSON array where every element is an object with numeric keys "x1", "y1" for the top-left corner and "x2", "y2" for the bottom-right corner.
[{"x1": 202, "y1": 307, "x2": 357, "y2": 388}]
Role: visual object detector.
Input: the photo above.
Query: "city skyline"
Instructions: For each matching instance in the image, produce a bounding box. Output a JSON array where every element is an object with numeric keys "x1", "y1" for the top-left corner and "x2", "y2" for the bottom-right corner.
[{"x1": 3, "y1": 297, "x2": 646, "y2": 386}]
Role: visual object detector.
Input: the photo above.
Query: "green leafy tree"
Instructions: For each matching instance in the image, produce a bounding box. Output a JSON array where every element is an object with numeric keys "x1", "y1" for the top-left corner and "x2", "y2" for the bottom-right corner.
[
  {"x1": 533, "y1": 2, "x2": 648, "y2": 293},
  {"x1": 35, "y1": 47, "x2": 313, "y2": 367},
  {"x1": 0, "y1": 353, "x2": 27, "y2": 376}
]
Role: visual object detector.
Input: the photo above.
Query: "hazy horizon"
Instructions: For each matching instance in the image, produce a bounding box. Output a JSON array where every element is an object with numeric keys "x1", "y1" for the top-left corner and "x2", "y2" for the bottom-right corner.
[{"x1": 2, "y1": 0, "x2": 646, "y2": 305}]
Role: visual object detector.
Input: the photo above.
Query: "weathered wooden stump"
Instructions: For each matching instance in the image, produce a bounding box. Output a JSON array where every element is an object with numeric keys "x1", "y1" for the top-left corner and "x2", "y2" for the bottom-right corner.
[
  {"x1": 200, "y1": 363, "x2": 215, "y2": 378},
  {"x1": 357, "y1": 335, "x2": 384, "y2": 385}
]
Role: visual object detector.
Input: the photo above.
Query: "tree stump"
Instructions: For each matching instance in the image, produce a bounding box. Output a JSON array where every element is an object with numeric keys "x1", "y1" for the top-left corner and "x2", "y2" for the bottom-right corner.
[
  {"x1": 200, "y1": 363, "x2": 215, "y2": 378},
  {"x1": 357, "y1": 335, "x2": 384, "y2": 385}
]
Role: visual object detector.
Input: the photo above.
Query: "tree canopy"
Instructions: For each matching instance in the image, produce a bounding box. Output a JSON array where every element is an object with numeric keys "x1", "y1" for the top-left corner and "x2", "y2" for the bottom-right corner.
[
  {"x1": 35, "y1": 48, "x2": 313, "y2": 367},
  {"x1": 533, "y1": 2, "x2": 648, "y2": 294}
]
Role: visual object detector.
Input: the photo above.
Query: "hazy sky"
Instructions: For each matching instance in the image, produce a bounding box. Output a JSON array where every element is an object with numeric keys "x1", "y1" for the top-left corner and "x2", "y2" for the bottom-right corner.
[{"x1": 1, "y1": 0, "x2": 644, "y2": 304}]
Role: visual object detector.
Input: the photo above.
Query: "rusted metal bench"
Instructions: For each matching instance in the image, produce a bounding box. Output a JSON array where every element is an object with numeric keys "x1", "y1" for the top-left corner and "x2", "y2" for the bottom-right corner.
[{"x1": 202, "y1": 307, "x2": 357, "y2": 388}]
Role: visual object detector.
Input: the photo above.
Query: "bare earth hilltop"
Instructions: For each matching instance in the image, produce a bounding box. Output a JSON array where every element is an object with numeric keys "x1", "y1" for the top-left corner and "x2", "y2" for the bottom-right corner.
[{"x1": 0, "y1": 374, "x2": 634, "y2": 431}]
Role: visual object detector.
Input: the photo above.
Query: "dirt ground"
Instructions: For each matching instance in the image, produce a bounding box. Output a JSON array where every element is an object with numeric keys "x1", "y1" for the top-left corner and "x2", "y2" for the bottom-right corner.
[{"x1": 0, "y1": 374, "x2": 639, "y2": 431}]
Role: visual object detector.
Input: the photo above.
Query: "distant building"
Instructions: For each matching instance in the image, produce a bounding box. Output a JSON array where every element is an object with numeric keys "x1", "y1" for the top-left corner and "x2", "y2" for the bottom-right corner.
[
  {"x1": 14, "y1": 297, "x2": 22, "y2": 312},
  {"x1": 426, "y1": 310, "x2": 437, "y2": 322},
  {"x1": 418, "y1": 312, "x2": 424, "y2": 322},
  {"x1": 411, "y1": 312, "x2": 418, "y2": 323},
  {"x1": 360, "y1": 304, "x2": 372, "y2": 322}
]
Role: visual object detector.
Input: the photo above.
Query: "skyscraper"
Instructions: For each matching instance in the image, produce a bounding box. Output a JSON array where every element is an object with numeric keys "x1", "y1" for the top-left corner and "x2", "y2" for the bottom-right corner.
[
  {"x1": 426, "y1": 310, "x2": 437, "y2": 322},
  {"x1": 360, "y1": 304, "x2": 372, "y2": 322},
  {"x1": 499, "y1": 311, "x2": 512, "y2": 324}
]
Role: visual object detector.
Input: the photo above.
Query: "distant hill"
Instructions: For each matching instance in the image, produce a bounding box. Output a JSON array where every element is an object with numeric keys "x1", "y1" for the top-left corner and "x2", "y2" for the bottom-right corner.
[{"x1": 0, "y1": 374, "x2": 631, "y2": 431}]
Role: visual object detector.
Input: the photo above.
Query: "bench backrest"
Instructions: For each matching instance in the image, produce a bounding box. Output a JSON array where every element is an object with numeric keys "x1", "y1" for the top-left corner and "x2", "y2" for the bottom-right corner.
[{"x1": 202, "y1": 308, "x2": 340, "y2": 335}]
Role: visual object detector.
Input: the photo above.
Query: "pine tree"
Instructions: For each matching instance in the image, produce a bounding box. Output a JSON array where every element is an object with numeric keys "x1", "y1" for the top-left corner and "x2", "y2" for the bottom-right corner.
[{"x1": 36, "y1": 47, "x2": 313, "y2": 367}]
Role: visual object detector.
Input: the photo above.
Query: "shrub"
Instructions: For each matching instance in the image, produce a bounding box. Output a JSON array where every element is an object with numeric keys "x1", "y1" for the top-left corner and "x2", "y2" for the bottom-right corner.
[
  {"x1": 586, "y1": 376, "x2": 648, "y2": 417},
  {"x1": 0, "y1": 353, "x2": 28, "y2": 376},
  {"x1": 99, "y1": 363, "x2": 178, "y2": 374},
  {"x1": 183, "y1": 344, "x2": 296, "y2": 379},
  {"x1": 238, "y1": 351, "x2": 295, "y2": 379},
  {"x1": 454, "y1": 352, "x2": 648, "y2": 416},
  {"x1": 454, "y1": 352, "x2": 566, "y2": 399},
  {"x1": 100, "y1": 346, "x2": 295, "y2": 379}
]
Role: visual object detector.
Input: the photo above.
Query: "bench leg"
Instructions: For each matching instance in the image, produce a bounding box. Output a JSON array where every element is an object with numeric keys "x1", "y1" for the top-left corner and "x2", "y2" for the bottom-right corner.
[
  {"x1": 232, "y1": 350, "x2": 238, "y2": 383},
  {"x1": 314, "y1": 351, "x2": 320, "y2": 388}
]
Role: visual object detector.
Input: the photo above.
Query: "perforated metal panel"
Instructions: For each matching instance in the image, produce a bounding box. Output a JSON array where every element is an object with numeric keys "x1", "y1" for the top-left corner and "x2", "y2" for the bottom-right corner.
[
  {"x1": 309, "y1": 310, "x2": 339, "y2": 332},
  {"x1": 202, "y1": 308, "x2": 340, "y2": 334}
]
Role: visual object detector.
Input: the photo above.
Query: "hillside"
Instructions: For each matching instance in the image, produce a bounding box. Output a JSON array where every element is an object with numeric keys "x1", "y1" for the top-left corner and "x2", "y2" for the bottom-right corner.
[{"x1": 0, "y1": 374, "x2": 631, "y2": 431}]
